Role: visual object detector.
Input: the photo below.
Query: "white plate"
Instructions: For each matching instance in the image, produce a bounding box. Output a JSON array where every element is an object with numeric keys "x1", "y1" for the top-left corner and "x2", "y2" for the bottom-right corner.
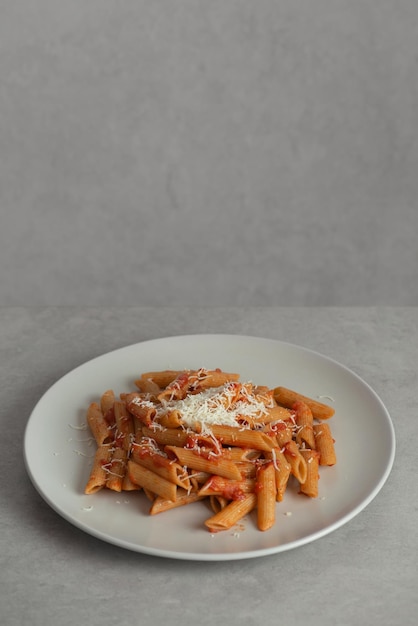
[{"x1": 24, "y1": 334, "x2": 395, "y2": 561}]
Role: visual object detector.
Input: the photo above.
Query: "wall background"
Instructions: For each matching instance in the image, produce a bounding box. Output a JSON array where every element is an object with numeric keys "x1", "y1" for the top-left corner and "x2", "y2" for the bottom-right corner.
[{"x1": 1, "y1": 0, "x2": 417, "y2": 306}]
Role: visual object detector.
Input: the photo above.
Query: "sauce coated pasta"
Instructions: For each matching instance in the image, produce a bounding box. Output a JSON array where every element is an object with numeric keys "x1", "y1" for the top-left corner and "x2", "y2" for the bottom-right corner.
[{"x1": 84, "y1": 368, "x2": 336, "y2": 533}]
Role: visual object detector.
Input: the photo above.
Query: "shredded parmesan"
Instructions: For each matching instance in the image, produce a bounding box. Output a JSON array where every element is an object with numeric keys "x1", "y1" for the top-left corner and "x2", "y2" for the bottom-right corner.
[{"x1": 155, "y1": 383, "x2": 269, "y2": 429}]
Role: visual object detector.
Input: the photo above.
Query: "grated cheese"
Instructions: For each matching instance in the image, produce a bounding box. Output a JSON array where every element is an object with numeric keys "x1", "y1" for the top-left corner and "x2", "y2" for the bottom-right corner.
[{"x1": 155, "y1": 383, "x2": 269, "y2": 429}]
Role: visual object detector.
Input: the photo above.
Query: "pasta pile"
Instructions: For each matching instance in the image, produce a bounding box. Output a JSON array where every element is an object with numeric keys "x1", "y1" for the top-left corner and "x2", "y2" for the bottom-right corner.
[{"x1": 84, "y1": 368, "x2": 336, "y2": 533}]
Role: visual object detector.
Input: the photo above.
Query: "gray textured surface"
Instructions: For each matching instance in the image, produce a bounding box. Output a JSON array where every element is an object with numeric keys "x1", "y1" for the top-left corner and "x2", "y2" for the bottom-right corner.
[
  {"x1": 1, "y1": 306, "x2": 417, "y2": 626},
  {"x1": 1, "y1": 1, "x2": 418, "y2": 306}
]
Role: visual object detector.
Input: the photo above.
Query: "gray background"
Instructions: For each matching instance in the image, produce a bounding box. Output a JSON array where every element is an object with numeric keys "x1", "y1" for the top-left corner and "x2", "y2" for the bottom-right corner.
[{"x1": 1, "y1": 0, "x2": 418, "y2": 305}]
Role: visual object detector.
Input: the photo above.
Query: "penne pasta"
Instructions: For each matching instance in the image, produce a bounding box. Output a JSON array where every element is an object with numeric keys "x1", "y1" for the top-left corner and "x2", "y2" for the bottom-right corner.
[
  {"x1": 121, "y1": 470, "x2": 142, "y2": 492},
  {"x1": 125, "y1": 394, "x2": 157, "y2": 427},
  {"x1": 206, "y1": 424, "x2": 275, "y2": 452},
  {"x1": 266, "y1": 447, "x2": 292, "y2": 502},
  {"x1": 235, "y1": 460, "x2": 257, "y2": 478},
  {"x1": 83, "y1": 367, "x2": 337, "y2": 534},
  {"x1": 84, "y1": 444, "x2": 112, "y2": 494},
  {"x1": 293, "y1": 400, "x2": 316, "y2": 449},
  {"x1": 141, "y1": 425, "x2": 190, "y2": 448},
  {"x1": 249, "y1": 404, "x2": 292, "y2": 426},
  {"x1": 283, "y1": 440, "x2": 308, "y2": 484},
  {"x1": 189, "y1": 471, "x2": 211, "y2": 492},
  {"x1": 299, "y1": 449, "x2": 320, "y2": 498},
  {"x1": 264, "y1": 420, "x2": 293, "y2": 447},
  {"x1": 131, "y1": 441, "x2": 191, "y2": 490},
  {"x1": 114, "y1": 401, "x2": 134, "y2": 450},
  {"x1": 165, "y1": 446, "x2": 242, "y2": 481},
  {"x1": 313, "y1": 423, "x2": 337, "y2": 465},
  {"x1": 204, "y1": 493, "x2": 257, "y2": 533},
  {"x1": 106, "y1": 447, "x2": 128, "y2": 492},
  {"x1": 273, "y1": 386, "x2": 335, "y2": 420},
  {"x1": 150, "y1": 489, "x2": 204, "y2": 515},
  {"x1": 86, "y1": 402, "x2": 114, "y2": 446},
  {"x1": 157, "y1": 409, "x2": 183, "y2": 429},
  {"x1": 127, "y1": 460, "x2": 177, "y2": 502},
  {"x1": 137, "y1": 370, "x2": 183, "y2": 388},
  {"x1": 222, "y1": 448, "x2": 261, "y2": 462},
  {"x1": 256, "y1": 462, "x2": 276, "y2": 531},
  {"x1": 194, "y1": 369, "x2": 240, "y2": 388},
  {"x1": 198, "y1": 476, "x2": 255, "y2": 500},
  {"x1": 209, "y1": 495, "x2": 229, "y2": 514},
  {"x1": 133, "y1": 378, "x2": 161, "y2": 396},
  {"x1": 100, "y1": 389, "x2": 116, "y2": 419}
]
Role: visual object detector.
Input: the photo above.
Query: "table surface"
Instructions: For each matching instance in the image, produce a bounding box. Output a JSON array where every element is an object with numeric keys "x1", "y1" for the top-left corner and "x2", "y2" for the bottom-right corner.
[{"x1": 1, "y1": 306, "x2": 416, "y2": 626}]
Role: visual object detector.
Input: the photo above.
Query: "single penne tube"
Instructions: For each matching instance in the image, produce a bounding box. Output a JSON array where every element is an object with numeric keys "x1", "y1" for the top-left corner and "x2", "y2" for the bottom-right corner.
[
  {"x1": 256, "y1": 462, "x2": 276, "y2": 531},
  {"x1": 86, "y1": 402, "x2": 114, "y2": 445},
  {"x1": 198, "y1": 476, "x2": 255, "y2": 499},
  {"x1": 127, "y1": 460, "x2": 177, "y2": 501},
  {"x1": 165, "y1": 446, "x2": 242, "y2": 481},
  {"x1": 130, "y1": 444, "x2": 191, "y2": 490},
  {"x1": 194, "y1": 369, "x2": 240, "y2": 388},
  {"x1": 283, "y1": 440, "x2": 308, "y2": 484},
  {"x1": 141, "y1": 425, "x2": 190, "y2": 448},
  {"x1": 157, "y1": 371, "x2": 192, "y2": 401},
  {"x1": 100, "y1": 389, "x2": 116, "y2": 418},
  {"x1": 293, "y1": 401, "x2": 316, "y2": 449},
  {"x1": 114, "y1": 401, "x2": 134, "y2": 450},
  {"x1": 266, "y1": 447, "x2": 291, "y2": 502},
  {"x1": 273, "y1": 386, "x2": 335, "y2": 420},
  {"x1": 141, "y1": 368, "x2": 240, "y2": 392},
  {"x1": 132, "y1": 417, "x2": 144, "y2": 438},
  {"x1": 156, "y1": 369, "x2": 241, "y2": 402},
  {"x1": 149, "y1": 489, "x2": 205, "y2": 515},
  {"x1": 250, "y1": 405, "x2": 292, "y2": 425},
  {"x1": 106, "y1": 447, "x2": 128, "y2": 492},
  {"x1": 84, "y1": 444, "x2": 112, "y2": 494},
  {"x1": 125, "y1": 394, "x2": 157, "y2": 426},
  {"x1": 293, "y1": 400, "x2": 314, "y2": 427},
  {"x1": 206, "y1": 424, "x2": 275, "y2": 452},
  {"x1": 313, "y1": 423, "x2": 337, "y2": 465},
  {"x1": 204, "y1": 493, "x2": 257, "y2": 533},
  {"x1": 133, "y1": 377, "x2": 161, "y2": 395},
  {"x1": 299, "y1": 449, "x2": 320, "y2": 497},
  {"x1": 138, "y1": 370, "x2": 184, "y2": 388},
  {"x1": 268, "y1": 405, "x2": 294, "y2": 422}
]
